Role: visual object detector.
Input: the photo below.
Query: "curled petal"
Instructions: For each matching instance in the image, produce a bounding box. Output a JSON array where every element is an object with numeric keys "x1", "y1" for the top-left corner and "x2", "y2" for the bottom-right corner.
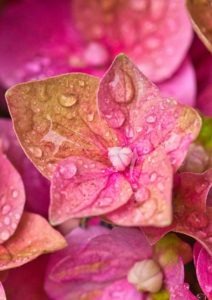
[
  {"x1": 50, "y1": 156, "x2": 132, "y2": 225},
  {"x1": 195, "y1": 244, "x2": 212, "y2": 299},
  {"x1": 98, "y1": 54, "x2": 201, "y2": 170},
  {"x1": 46, "y1": 227, "x2": 151, "y2": 299},
  {"x1": 0, "y1": 212, "x2": 66, "y2": 271},
  {"x1": 106, "y1": 148, "x2": 173, "y2": 227},
  {"x1": 0, "y1": 153, "x2": 25, "y2": 243},
  {"x1": 6, "y1": 74, "x2": 118, "y2": 179},
  {"x1": 145, "y1": 169, "x2": 212, "y2": 256},
  {"x1": 0, "y1": 118, "x2": 50, "y2": 216},
  {"x1": 187, "y1": 0, "x2": 212, "y2": 53}
]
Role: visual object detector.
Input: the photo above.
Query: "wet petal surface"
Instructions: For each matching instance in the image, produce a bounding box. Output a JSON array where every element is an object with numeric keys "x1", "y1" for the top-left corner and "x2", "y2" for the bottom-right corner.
[
  {"x1": 106, "y1": 148, "x2": 173, "y2": 227},
  {"x1": 98, "y1": 55, "x2": 201, "y2": 170},
  {"x1": 0, "y1": 212, "x2": 66, "y2": 270},
  {"x1": 0, "y1": 153, "x2": 25, "y2": 244},
  {"x1": 6, "y1": 74, "x2": 118, "y2": 179},
  {"x1": 50, "y1": 156, "x2": 132, "y2": 225}
]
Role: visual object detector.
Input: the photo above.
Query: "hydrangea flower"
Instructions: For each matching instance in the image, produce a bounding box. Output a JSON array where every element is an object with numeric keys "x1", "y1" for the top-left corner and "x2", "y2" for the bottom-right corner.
[
  {"x1": 45, "y1": 226, "x2": 195, "y2": 300},
  {"x1": 144, "y1": 169, "x2": 212, "y2": 257},
  {"x1": 0, "y1": 119, "x2": 67, "y2": 293},
  {"x1": 0, "y1": 0, "x2": 196, "y2": 106},
  {"x1": 5, "y1": 54, "x2": 201, "y2": 227}
]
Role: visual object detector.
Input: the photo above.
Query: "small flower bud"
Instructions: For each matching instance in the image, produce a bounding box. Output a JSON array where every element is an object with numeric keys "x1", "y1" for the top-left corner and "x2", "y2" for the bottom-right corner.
[{"x1": 127, "y1": 259, "x2": 163, "y2": 293}]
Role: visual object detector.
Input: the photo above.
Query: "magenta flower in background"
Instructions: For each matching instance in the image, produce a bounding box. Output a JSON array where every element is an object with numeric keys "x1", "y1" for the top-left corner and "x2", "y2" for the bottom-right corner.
[
  {"x1": 0, "y1": 0, "x2": 196, "y2": 107},
  {"x1": 45, "y1": 226, "x2": 195, "y2": 300},
  {"x1": 5, "y1": 55, "x2": 201, "y2": 227}
]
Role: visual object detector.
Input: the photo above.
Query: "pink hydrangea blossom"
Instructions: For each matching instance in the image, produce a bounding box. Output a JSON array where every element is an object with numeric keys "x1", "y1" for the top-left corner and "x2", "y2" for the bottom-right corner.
[
  {"x1": 45, "y1": 226, "x2": 195, "y2": 300},
  {"x1": 5, "y1": 55, "x2": 201, "y2": 227},
  {"x1": 0, "y1": 0, "x2": 195, "y2": 107}
]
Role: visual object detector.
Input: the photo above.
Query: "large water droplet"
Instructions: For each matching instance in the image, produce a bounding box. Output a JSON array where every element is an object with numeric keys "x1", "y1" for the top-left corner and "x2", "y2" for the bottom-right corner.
[
  {"x1": 4, "y1": 217, "x2": 10, "y2": 225},
  {"x1": 59, "y1": 94, "x2": 78, "y2": 107},
  {"x1": 134, "y1": 187, "x2": 150, "y2": 203},
  {"x1": 0, "y1": 230, "x2": 10, "y2": 241},
  {"x1": 59, "y1": 163, "x2": 77, "y2": 180},
  {"x1": 1, "y1": 205, "x2": 11, "y2": 215},
  {"x1": 11, "y1": 189, "x2": 18, "y2": 199},
  {"x1": 146, "y1": 115, "x2": 156, "y2": 124}
]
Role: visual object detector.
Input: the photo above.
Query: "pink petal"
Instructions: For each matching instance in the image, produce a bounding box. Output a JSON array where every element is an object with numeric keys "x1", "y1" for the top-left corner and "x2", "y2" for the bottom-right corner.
[
  {"x1": 73, "y1": 0, "x2": 192, "y2": 82},
  {"x1": 3, "y1": 256, "x2": 49, "y2": 300},
  {"x1": 0, "y1": 119, "x2": 50, "y2": 217},
  {"x1": 50, "y1": 156, "x2": 132, "y2": 225},
  {"x1": 98, "y1": 54, "x2": 201, "y2": 170},
  {"x1": 46, "y1": 227, "x2": 151, "y2": 299},
  {"x1": 0, "y1": 153, "x2": 25, "y2": 243},
  {"x1": 158, "y1": 58, "x2": 196, "y2": 107},
  {"x1": 195, "y1": 245, "x2": 212, "y2": 298},
  {"x1": 99, "y1": 279, "x2": 142, "y2": 300},
  {"x1": 0, "y1": 212, "x2": 66, "y2": 271},
  {"x1": 0, "y1": 0, "x2": 103, "y2": 87},
  {"x1": 0, "y1": 283, "x2": 6, "y2": 300},
  {"x1": 193, "y1": 242, "x2": 202, "y2": 267},
  {"x1": 145, "y1": 170, "x2": 212, "y2": 255},
  {"x1": 106, "y1": 148, "x2": 173, "y2": 226},
  {"x1": 169, "y1": 284, "x2": 197, "y2": 300}
]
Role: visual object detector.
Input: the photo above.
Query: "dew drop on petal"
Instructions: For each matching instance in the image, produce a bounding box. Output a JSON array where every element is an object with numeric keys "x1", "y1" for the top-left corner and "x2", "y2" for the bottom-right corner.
[
  {"x1": 1, "y1": 205, "x2": 11, "y2": 215},
  {"x1": 3, "y1": 217, "x2": 10, "y2": 225},
  {"x1": 59, "y1": 94, "x2": 78, "y2": 107},
  {"x1": 134, "y1": 187, "x2": 150, "y2": 203},
  {"x1": 11, "y1": 189, "x2": 18, "y2": 199},
  {"x1": 0, "y1": 230, "x2": 10, "y2": 241},
  {"x1": 59, "y1": 163, "x2": 77, "y2": 180},
  {"x1": 28, "y1": 146, "x2": 43, "y2": 158},
  {"x1": 146, "y1": 115, "x2": 156, "y2": 124}
]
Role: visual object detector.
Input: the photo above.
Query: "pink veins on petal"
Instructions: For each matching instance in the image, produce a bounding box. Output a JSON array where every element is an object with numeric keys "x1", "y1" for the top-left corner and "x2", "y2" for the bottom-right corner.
[{"x1": 48, "y1": 55, "x2": 200, "y2": 226}]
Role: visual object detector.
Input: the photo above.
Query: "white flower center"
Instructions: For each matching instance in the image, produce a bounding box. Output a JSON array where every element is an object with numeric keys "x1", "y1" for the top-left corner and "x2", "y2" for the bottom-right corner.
[
  {"x1": 108, "y1": 147, "x2": 133, "y2": 171},
  {"x1": 127, "y1": 259, "x2": 163, "y2": 293}
]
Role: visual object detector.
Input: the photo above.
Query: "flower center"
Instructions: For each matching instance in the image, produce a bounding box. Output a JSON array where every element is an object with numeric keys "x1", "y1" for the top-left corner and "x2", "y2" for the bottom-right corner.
[
  {"x1": 108, "y1": 147, "x2": 133, "y2": 171},
  {"x1": 127, "y1": 259, "x2": 163, "y2": 293}
]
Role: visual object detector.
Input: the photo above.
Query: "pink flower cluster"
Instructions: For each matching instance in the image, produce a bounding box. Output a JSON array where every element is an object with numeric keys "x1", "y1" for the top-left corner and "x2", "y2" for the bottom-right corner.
[{"x1": 0, "y1": 0, "x2": 211, "y2": 299}]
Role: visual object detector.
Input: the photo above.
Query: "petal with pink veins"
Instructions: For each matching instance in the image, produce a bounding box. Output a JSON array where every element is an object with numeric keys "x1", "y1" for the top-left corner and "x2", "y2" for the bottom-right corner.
[
  {"x1": 0, "y1": 118, "x2": 50, "y2": 217},
  {"x1": 98, "y1": 55, "x2": 201, "y2": 170},
  {"x1": 73, "y1": 0, "x2": 192, "y2": 82},
  {"x1": 144, "y1": 169, "x2": 212, "y2": 256},
  {"x1": 158, "y1": 58, "x2": 196, "y2": 107},
  {"x1": 105, "y1": 148, "x2": 173, "y2": 227},
  {"x1": 194, "y1": 244, "x2": 212, "y2": 299},
  {"x1": 50, "y1": 156, "x2": 132, "y2": 225},
  {"x1": 6, "y1": 74, "x2": 118, "y2": 179},
  {"x1": 45, "y1": 227, "x2": 151, "y2": 300},
  {"x1": 0, "y1": 153, "x2": 25, "y2": 244},
  {"x1": 0, "y1": 212, "x2": 66, "y2": 271}
]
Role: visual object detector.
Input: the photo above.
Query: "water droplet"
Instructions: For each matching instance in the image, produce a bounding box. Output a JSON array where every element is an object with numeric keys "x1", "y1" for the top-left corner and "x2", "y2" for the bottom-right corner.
[
  {"x1": 29, "y1": 146, "x2": 43, "y2": 158},
  {"x1": 14, "y1": 213, "x2": 21, "y2": 220},
  {"x1": 4, "y1": 217, "x2": 10, "y2": 225},
  {"x1": 59, "y1": 163, "x2": 77, "y2": 180},
  {"x1": 150, "y1": 172, "x2": 157, "y2": 182},
  {"x1": 59, "y1": 94, "x2": 78, "y2": 107},
  {"x1": 1, "y1": 205, "x2": 11, "y2": 215},
  {"x1": 78, "y1": 80, "x2": 85, "y2": 87},
  {"x1": 0, "y1": 230, "x2": 10, "y2": 241},
  {"x1": 87, "y1": 112, "x2": 94, "y2": 122},
  {"x1": 11, "y1": 189, "x2": 18, "y2": 198},
  {"x1": 134, "y1": 187, "x2": 150, "y2": 203},
  {"x1": 146, "y1": 115, "x2": 156, "y2": 123},
  {"x1": 125, "y1": 126, "x2": 134, "y2": 139}
]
